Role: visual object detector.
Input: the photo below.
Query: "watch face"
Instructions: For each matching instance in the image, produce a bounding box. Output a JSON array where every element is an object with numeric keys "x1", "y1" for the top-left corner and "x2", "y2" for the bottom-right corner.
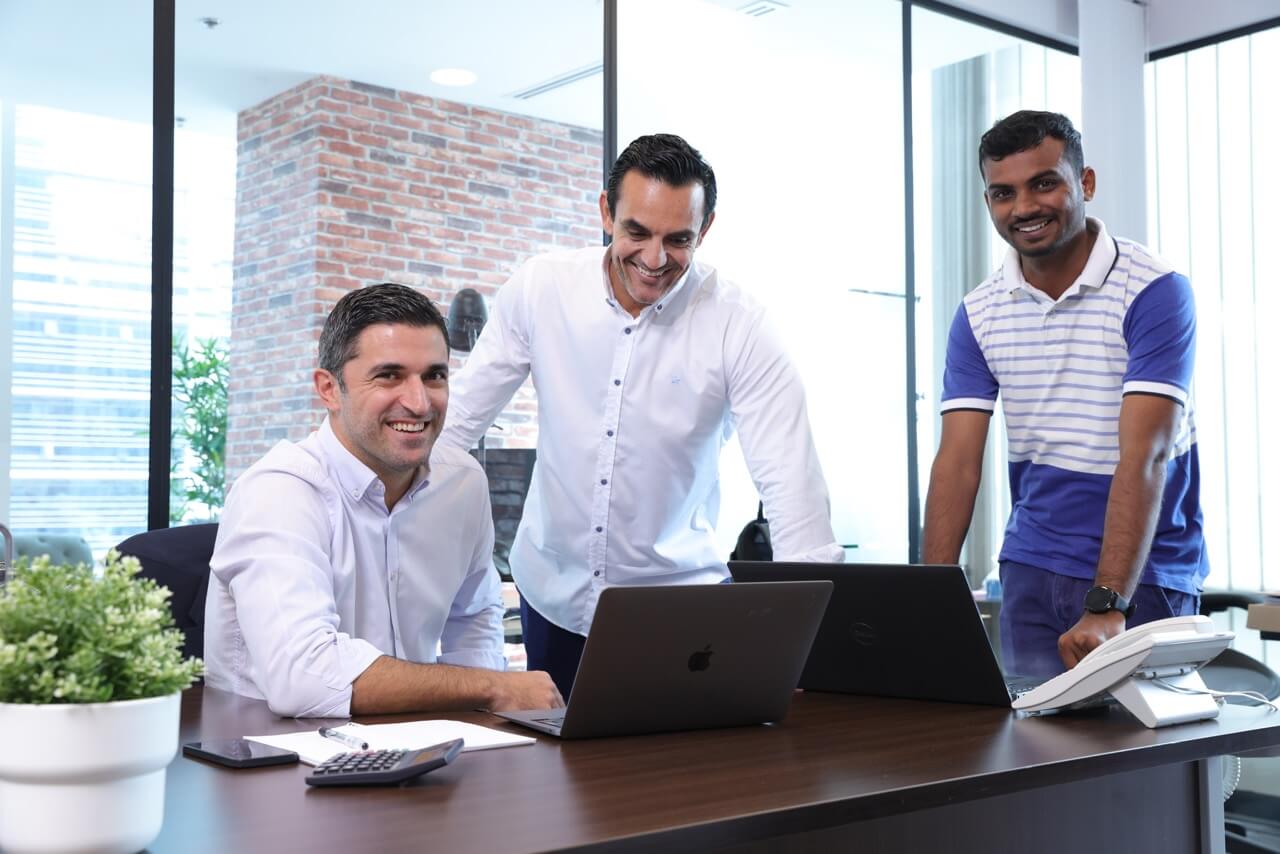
[{"x1": 1084, "y1": 586, "x2": 1117, "y2": 613}]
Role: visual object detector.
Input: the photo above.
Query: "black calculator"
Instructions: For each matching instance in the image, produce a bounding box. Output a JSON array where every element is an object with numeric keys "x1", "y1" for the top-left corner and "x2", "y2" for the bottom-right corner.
[{"x1": 305, "y1": 738, "x2": 464, "y2": 787}]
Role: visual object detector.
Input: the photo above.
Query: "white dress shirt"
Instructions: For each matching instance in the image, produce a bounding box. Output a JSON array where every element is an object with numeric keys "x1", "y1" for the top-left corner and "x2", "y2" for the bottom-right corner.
[
  {"x1": 204, "y1": 418, "x2": 505, "y2": 717},
  {"x1": 438, "y1": 245, "x2": 841, "y2": 636}
]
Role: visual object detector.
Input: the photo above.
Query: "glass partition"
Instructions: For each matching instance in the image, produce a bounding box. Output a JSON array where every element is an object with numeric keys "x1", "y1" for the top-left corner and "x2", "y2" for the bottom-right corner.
[
  {"x1": 619, "y1": 0, "x2": 906, "y2": 560},
  {"x1": 911, "y1": 5, "x2": 1081, "y2": 582}
]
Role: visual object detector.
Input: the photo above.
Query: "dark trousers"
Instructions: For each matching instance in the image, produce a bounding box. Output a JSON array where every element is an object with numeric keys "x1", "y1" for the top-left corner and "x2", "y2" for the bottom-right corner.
[
  {"x1": 519, "y1": 596, "x2": 587, "y2": 700},
  {"x1": 999, "y1": 560, "x2": 1199, "y2": 678}
]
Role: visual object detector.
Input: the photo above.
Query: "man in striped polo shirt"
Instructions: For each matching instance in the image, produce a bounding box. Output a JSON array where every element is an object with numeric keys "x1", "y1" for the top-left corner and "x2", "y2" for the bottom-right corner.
[{"x1": 922, "y1": 111, "x2": 1207, "y2": 678}]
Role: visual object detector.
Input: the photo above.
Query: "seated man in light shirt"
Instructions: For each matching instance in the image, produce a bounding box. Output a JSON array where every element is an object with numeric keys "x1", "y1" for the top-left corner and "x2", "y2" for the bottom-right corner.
[{"x1": 204, "y1": 283, "x2": 562, "y2": 717}]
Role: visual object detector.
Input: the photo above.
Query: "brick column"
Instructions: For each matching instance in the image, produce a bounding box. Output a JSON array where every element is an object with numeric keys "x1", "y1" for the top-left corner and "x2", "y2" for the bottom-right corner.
[{"x1": 229, "y1": 76, "x2": 602, "y2": 478}]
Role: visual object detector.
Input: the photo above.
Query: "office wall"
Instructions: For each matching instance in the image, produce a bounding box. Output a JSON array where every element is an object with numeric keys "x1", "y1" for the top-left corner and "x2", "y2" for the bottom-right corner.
[{"x1": 227, "y1": 77, "x2": 602, "y2": 476}]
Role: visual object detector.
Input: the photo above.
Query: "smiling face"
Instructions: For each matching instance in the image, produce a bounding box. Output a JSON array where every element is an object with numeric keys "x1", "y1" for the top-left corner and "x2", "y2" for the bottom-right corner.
[
  {"x1": 982, "y1": 137, "x2": 1095, "y2": 260},
  {"x1": 314, "y1": 322, "x2": 449, "y2": 499},
  {"x1": 599, "y1": 170, "x2": 714, "y2": 316}
]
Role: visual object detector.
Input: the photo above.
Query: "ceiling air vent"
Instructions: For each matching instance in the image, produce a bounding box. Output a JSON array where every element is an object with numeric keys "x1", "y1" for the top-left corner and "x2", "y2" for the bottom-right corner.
[{"x1": 738, "y1": 0, "x2": 789, "y2": 17}]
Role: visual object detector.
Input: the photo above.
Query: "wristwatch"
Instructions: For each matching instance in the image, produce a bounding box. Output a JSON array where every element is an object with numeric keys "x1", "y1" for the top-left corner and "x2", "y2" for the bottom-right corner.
[{"x1": 1083, "y1": 585, "x2": 1136, "y2": 618}]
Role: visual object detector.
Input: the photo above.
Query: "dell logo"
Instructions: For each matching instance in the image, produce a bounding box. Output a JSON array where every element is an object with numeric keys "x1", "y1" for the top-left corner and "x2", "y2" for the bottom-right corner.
[
  {"x1": 687, "y1": 644, "x2": 713, "y2": 672},
  {"x1": 851, "y1": 622, "x2": 877, "y2": 647}
]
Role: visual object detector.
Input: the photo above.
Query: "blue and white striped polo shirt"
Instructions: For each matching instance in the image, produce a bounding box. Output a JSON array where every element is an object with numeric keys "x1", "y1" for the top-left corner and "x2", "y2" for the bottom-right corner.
[{"x1": 941, "y1": 218, "x2": 1208, "y2": 594}]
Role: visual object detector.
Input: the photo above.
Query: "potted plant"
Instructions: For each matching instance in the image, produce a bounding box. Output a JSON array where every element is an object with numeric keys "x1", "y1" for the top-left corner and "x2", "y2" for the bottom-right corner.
[{"x1": 0, "y1": 550, "x2": 202, "y2": 854}]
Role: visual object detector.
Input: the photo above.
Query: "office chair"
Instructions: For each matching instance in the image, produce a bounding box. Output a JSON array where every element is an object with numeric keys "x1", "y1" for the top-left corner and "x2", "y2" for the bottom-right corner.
[
  {"x1": 13, "y1": 532, "x2": 94, "y2": 569},
  {"x1": 1200, "y1": 591, "x2": 1280, "y2": 854},
  {"x1": 114, "y1": 524, "x2": 219, "y2": 662}
]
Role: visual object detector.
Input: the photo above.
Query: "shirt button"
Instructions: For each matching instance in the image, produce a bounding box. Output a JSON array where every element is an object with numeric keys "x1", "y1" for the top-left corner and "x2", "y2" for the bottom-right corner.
[
  {"x1": 624, "y1": 327, "x2": 632, "y2": 335},
  {"x1": 613, "y1": 379, "x2": 621, "y2": 386},
  {"x1": 656, "y1": 304, "x2": 663, "y2": 311},
  {"x1": 595, "y1": 526, "x2": 603, "y2": 533},
  {"x1": 594, "y1": 571, "x2": 601, "y2": 577},
  {"x1": 606, "y1": 430, "x2": 614, "y2": 437},
  {"x1": 600, "y1": 478, "x2": 608, "y2": 485}
]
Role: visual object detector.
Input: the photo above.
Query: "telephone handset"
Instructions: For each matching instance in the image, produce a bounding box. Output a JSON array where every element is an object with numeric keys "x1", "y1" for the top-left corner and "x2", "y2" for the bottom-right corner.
[{"x1": 1012, "y1": 615, "x2": 1234, "y2": 727}]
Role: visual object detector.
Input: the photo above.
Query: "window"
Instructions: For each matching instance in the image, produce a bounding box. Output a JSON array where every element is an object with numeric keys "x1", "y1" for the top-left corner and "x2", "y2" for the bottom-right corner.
[
  {"x1": 1147, "y1": 25, "x2": 1280, "y2": 658},
  {"x1": 0, "y1": 2, "x2": 154, "y2": 556}
]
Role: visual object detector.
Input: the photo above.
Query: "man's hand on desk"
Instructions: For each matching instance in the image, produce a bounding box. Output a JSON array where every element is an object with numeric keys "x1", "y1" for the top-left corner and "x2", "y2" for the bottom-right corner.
[
  {"x1": 349, "y1": 656, "x2": 562, "y2": 715},
  {"x1": 486, "y1": 670, "x2": 564, "y2": 712},
  {"x1": 1058, "y1": 610, "x2": 1126, "y2": 669}
]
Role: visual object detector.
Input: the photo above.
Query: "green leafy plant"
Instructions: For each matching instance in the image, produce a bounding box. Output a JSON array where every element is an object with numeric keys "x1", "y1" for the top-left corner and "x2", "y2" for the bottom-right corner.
[
  {"x1": 0, "y1": 552, "x2": 203, "y2": 704},
  {"x1": 171, "y1": 335, "x2": 229, "y2": 523}
]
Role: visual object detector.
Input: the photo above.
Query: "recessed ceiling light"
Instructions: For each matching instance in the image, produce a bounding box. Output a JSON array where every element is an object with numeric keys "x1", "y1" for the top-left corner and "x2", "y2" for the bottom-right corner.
[{"x1": 430, "y1": 68, "x2": 478, "y2": 87}]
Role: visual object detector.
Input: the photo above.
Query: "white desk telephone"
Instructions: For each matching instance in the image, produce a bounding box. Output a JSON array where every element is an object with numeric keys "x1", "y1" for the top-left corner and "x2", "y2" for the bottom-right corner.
[{"x1": 1012, "y1": 615, "x2": 1234, "y2": 727}]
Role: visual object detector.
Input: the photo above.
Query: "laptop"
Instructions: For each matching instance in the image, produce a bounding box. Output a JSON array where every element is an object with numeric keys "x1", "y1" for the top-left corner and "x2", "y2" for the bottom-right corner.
[
  {"x1": 494, "y1": 581, "x2": 832, "y2": 738},
  {"x1": 729, "y1": 562, "x2": 1038, "y2": 707}
]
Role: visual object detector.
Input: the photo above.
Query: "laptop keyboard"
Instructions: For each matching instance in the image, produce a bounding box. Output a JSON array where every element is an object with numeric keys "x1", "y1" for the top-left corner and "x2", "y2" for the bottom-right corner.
[
  {"x1": 532, "y1": 714, "x2": 565, "y2": 725},
  {"x1": 1004, "y1": 675, "x2": 1044, "y2": 700}
]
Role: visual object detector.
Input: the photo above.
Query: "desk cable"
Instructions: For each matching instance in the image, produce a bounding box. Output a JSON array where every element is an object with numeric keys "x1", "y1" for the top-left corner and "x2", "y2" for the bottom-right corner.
[{"x1": 1149, "y1": 677, "x2": 1280, "y2": 712}]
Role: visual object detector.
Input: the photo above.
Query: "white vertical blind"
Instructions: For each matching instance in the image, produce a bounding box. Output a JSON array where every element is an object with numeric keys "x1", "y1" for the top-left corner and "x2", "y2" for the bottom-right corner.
[{"x1": 1148, "y1": 26, "x2": 1280, "y2": 661}]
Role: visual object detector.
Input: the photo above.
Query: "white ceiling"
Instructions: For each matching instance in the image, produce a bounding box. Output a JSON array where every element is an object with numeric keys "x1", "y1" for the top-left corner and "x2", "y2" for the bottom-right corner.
[
  {"x1": 2, "y1": 0, "x2": 1277, "y2": 140},
  {"x1": 0, "y1": 0, "x2": 608, "y2": 137}
]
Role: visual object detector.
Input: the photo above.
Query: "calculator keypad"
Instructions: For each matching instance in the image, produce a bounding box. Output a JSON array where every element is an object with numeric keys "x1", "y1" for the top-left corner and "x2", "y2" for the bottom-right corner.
[
  {"x1": 304, "y1": 739, "x2": 463, "y2": 787},
  {"x1": 314, "y1": 749, "x2": 407, "y2": 776}
]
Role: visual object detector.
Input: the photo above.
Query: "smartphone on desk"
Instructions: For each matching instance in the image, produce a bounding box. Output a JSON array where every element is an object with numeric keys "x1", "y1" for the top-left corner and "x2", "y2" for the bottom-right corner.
[{"x1": 183, "y1": 739, "x2": 299, "y2": 769}]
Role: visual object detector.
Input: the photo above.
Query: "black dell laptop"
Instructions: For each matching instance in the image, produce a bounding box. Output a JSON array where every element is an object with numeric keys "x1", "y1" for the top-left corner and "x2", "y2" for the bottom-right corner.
[
  {"x1": 495, "y1": 581, "x2": 832, "y2": 738},
  {"x1": 729, "y1": 561, "x2": 1037, "y2": 706}
]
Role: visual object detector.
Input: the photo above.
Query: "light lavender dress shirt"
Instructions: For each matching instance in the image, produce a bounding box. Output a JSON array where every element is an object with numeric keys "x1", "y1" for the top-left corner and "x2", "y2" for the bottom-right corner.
[{"x1": 204, "y1": 418, "x2": 505, "y2": 717}]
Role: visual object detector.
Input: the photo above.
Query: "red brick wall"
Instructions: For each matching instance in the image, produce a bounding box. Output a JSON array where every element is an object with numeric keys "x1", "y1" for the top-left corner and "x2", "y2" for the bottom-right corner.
[{"x1": 228, "y1": 75, "x2": 603, "y2": 477}]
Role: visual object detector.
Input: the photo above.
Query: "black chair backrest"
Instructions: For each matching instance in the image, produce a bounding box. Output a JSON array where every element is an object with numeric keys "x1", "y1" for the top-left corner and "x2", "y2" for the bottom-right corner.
[
  {"x1": 115, "y1": 524, "x2": 219, "y2": 663},
  {"x1": 729, "y1": 502, "x2": 773, "y2": 563}
]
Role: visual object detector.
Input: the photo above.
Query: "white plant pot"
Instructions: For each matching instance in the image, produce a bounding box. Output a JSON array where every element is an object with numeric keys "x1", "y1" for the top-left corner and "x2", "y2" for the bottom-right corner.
[{"x1": 0, "y1": 692, "x2": 181, "y2": 854}]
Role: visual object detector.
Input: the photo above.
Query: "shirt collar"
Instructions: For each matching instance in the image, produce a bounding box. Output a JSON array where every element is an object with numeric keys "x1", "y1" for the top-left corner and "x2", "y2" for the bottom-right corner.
[
  {"x1": 599, "y1": 244, "x2": 697, "y2": 320},
  {"x1": 317, "y1": 416, "x2": 431, "y2": 505},
  {"x1": 1001, "y1": 217, "x2": 1117, "y2": 300}
]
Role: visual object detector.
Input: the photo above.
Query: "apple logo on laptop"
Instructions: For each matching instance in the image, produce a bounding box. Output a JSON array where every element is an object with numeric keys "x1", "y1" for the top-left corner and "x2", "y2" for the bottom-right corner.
[{"x1": 688, "y1": 644, "x2": 713, "y2": 672}]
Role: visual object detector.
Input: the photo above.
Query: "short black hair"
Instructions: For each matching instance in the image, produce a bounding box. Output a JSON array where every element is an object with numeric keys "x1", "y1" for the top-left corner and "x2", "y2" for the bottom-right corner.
[
  {"x1": 318, "y1": 283, "x2": 448, "y2": 388},
  {"x1": 606, "y1": 133, "x2": 716, "y2": 231},
  {"x1": 978, "y1": 110, "x2": 1084, "y2": 178}
]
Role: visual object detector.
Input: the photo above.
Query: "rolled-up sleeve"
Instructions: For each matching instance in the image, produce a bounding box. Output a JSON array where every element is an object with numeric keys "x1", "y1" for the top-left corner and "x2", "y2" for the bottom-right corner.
[{"x1": 210, "y1": 467, "x2": 382, "y2": 717}]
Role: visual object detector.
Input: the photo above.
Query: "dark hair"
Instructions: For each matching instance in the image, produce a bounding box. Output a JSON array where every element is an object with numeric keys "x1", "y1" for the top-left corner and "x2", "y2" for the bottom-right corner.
[
  {"x1": 318, "y1": 283, "x2": 448, "y2": 388},
  {"x1": 605, "y1": 133, "x2": 717, "y2": 230},
  {"x1": 978, "y1": 110, "x2": 1084, "y2": 178}
]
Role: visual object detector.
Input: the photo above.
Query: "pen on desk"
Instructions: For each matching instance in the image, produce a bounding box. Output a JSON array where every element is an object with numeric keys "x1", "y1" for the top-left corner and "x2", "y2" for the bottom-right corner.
[{"x1": 318, "y1": 726, "x2": 369, "y2": 751}]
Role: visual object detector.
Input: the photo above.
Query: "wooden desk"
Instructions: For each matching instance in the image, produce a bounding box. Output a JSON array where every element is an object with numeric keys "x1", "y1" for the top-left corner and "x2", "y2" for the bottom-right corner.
[{"x1": 154, "y1": 686, "x2": 1280, "y2": 853}]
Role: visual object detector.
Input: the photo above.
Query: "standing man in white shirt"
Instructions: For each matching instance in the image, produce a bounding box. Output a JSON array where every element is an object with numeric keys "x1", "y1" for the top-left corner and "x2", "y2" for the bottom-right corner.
[
  {"x1": 205, "y1": 283, "x2": 562, "y2": 717},
  {"x1": 438, "y1": 133, "x2": 841, "y2": 697}
]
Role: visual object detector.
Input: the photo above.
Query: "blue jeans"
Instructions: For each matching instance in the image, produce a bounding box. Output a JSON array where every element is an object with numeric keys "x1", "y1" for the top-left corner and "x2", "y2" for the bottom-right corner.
[{"x1": 999, "y1": 561, "x2": 1199, "y2": 678}]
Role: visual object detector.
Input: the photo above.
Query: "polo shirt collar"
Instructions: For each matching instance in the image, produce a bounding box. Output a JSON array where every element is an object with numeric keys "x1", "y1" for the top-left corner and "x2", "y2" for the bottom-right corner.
[
  {"x1": 1002, "y1": 217, "x2": 1117, "y2": 302},
  {"x1": 599, "y1": 244, "x2": 697, "y2": 320},
  {"x1": 317, "y1": 416, "x2": 430, "y2": 505}
]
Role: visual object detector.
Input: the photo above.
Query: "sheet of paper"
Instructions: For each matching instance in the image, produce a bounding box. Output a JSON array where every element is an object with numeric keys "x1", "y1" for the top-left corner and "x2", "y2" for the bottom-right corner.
[{"x1": 247, "y1": 719, "x2": 535, "y2": 765}]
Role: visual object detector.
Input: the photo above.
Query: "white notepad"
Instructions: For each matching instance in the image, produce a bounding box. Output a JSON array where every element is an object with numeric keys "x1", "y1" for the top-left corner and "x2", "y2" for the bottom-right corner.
[{"x1": 247, "y1": 719, "x2": 535, "y2": 765}]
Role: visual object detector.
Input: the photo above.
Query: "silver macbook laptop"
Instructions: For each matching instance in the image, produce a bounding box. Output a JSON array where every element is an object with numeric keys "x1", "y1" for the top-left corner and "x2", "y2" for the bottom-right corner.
[
  {"x1": 495, "y1": 581, "x2": 832, "y2": 739},
  {"x1": 729, "y1": 562, "x2": 1041, "y2": 707}
]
